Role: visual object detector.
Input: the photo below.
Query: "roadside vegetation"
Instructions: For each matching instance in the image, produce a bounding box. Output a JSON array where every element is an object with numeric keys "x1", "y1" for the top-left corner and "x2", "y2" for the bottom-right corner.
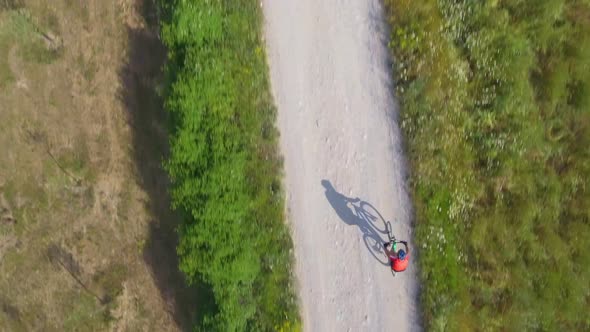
[
  {"x1": 0, "y1": 0, "x2": 188, "y2": 330},
  {"x1": 158, "y1": 0, "x2": 299, "y2": 330},
  {"x1": 384, "y1": 0, "x2": 590, "y2": 330}
]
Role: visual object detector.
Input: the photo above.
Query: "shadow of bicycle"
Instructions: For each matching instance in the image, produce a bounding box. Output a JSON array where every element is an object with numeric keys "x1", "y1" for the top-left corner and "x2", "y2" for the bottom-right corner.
[{"x1": 321, "y1": 179, "x2": 391, "y2": 266}]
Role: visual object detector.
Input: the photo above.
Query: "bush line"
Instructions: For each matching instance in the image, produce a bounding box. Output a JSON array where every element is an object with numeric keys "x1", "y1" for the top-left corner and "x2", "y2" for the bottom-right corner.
[
  {"x1": 384, "y1": 1, "x2": 590, "y2": 330},
  {"x1": 158, "y1": 1, "x2": 299, "y2": 330}
]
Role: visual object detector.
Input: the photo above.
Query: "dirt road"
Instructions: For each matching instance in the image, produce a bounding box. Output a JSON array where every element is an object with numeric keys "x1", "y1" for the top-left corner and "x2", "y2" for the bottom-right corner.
[{"x1": 263, "y1": 0, "x2": 420, "y2": 330}]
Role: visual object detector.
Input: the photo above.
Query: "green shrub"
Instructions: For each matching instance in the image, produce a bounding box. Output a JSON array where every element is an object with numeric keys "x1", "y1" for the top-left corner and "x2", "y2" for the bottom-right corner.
[{"x1": 159, "y1": 0, "x2": 299, "y2": 330}]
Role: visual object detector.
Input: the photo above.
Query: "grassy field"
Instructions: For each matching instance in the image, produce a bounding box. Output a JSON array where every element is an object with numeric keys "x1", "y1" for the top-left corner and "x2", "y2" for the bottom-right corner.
[
  {"x1": 384, "y1": 0, "x2": 590, "y2": 330},
  {"x1": 0, "y1": 0, "x2": 195, "y2": 330},
  {"x1": 158, "y1": 0, "x2": 299, "y2": 330}
]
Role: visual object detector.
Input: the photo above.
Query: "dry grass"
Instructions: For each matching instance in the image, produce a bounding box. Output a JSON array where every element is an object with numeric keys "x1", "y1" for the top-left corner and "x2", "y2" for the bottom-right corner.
[{"x1": 0, "y1": 0, "x2": 192, "y2": 330}]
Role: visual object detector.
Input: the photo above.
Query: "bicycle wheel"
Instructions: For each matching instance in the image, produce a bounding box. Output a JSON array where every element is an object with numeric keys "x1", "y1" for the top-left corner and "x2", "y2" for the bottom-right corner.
[
  {"x1": 359, "y1": 201, "x2": 388, "y2": 234},
  {"x1": 362, "y1": 233, "x2": 390, "y2": 266}
]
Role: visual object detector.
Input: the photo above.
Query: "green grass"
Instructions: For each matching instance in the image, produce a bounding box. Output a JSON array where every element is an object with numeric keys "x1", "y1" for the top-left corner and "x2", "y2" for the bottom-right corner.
[
  {"x1": 93, "y1": 263, "x2": 128, "y2": 303},
  {"x1": 62, "y1": 292, "x2": 110, "y2": 331},
  {"x1": 0, "y1": 1, "x2": 23, "y2": 11},
  {"x1": 158, "y1": 0, "x2": 299, "y2": 330},
  {"x1": 0, "y1": 8, "x2": 62, "y2": 68},
  {"x1": 384, "y1": 0, "x2": 590, "y2": 330},
  {"x1": 20, "y1": 36, "x2": 61, "y2": 64},
  {"x1": 76, "y1": 52, "x2": 97, "y2": 82},
  {"x1": 0, "y1": 12, "x2": 16, "y2": 86}
]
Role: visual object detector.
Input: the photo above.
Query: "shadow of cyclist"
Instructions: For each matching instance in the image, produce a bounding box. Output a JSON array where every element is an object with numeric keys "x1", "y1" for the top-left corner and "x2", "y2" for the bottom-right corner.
[{"x1": 321, "y1": 179, "x2": 389, "y2": 266}]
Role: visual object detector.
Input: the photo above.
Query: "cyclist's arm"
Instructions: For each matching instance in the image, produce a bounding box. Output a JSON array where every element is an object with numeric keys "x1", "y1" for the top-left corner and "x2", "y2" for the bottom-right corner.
[
  {"x1": 400, "y1": 241, "x2": 409, "y2": 255},
  {"x1": 384, "y1": 245, "x2": 395, "y2": 258}
]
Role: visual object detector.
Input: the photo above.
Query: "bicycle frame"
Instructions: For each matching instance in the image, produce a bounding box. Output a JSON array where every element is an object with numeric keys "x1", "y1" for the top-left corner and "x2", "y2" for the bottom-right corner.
[{"x1": 385, "y1": 221, "x2": 396, "y2": 244}]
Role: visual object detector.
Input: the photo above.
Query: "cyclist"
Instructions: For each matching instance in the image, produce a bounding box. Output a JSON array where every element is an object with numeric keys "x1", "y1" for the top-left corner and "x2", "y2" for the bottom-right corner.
[{"x1": 383, "y1": 240, "x2": 409, "y2": 272}]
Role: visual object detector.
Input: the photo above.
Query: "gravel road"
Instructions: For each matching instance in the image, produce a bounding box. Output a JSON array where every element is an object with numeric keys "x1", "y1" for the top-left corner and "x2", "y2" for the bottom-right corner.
[{"x1": 263, "y1": 0, "x2": 421, "y2": 330}]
